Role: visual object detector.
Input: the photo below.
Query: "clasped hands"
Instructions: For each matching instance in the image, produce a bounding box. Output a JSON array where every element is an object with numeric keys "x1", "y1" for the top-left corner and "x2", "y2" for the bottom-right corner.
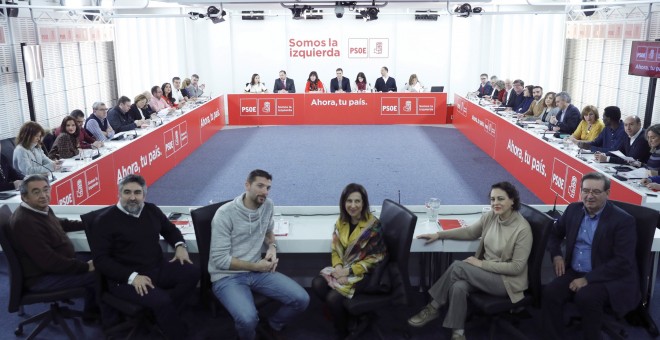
[
  {"x1": 331, "y1": 265, "x2": 351, "y2": 285},
  {"x1": 255, "y1": 246, "x2": 279, "y2": 273},
  {"x1": 553, "y1": 256, "x2": 588, "y2": 292}
]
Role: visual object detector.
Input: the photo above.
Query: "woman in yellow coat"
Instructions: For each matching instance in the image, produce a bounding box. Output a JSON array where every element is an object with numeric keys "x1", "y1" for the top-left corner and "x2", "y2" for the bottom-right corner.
[{"x1": 569, "y1": 105, "x2": 604, "y2": 144}]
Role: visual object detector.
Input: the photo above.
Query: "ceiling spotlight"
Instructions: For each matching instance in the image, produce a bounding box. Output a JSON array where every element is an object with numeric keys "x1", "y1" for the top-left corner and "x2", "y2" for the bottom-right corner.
[
  {"x1": 208, "y1": 5, "x2": 226, "y2": 24},
  {"x1": 359, "y1": 7, "x2": 379, "y2": 21},
  {"x1": 454, "y1": 3, "x2": 472, "y2": 18},
  {"x1": 291, "y1": 5, "x2": 312, "y2": 20}
]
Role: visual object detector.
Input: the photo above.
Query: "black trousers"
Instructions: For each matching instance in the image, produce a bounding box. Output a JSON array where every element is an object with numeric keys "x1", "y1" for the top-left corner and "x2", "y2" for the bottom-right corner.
[
  {"x1": 541, "y1": 269, "x2": 610, "y2": 340},
  {"x1": 29, "y1": 253, "x2": 96, "y2": 312},
  {"x1": 108, "y1": 259, "x2": 199, "y2": 339},
  {"x1": 312, "y1": 275, "x2": 357, "y2": 337}
]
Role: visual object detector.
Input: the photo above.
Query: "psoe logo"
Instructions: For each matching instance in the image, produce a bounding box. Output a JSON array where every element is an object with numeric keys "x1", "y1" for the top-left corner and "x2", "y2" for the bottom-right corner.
[
  {"x1": 637, "y1": 47, "x2": 647, "y2": 61},
  {"x1": 403, "y1": 100, "x2": 412, "y2": 112},
  {"x1": 262, "y1": 101, "x2": 271, "y2": 113},
  {"x1": 348, "y1": 38, "x2": 368, "y2": 58},
  {"x1": 369, "y1": 38, "x2": 389, "y2": 58},
  {"x1": 76, "y1": 179, "x2": 84, "y2": 198}
]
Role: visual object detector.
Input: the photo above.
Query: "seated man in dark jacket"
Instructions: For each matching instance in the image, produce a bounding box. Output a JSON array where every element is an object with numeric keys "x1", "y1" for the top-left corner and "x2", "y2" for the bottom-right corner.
[
  {"x1": 9, "y1": 175, "x2": 96, "y2": 314},
  {"x1": 542, "y1": 172, "x2": 638, "y2": 340},
  {"x1": 549, "y1": 91, "x2": 581, "y2": 134},
  {"x1": 0, "y1": 142, "x2": 23, "y2": 191},
  {"x1": 594, "y1": 116, "x2": 651, "y2": 166},
  {"x1": 88, "y1": 174, "x2": 198, "y2": 339}
]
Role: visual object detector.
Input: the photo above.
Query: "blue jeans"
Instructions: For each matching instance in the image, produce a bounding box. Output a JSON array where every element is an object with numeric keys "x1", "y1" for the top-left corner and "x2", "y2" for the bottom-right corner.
[{"x1": 212, "y1": 271, "x2": 309, "y2": 340}]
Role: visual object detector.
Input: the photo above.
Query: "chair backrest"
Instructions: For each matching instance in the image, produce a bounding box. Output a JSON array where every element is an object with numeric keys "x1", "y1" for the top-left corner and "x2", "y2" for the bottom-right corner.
[
  {"x1": 0, "y1": 204, "x2": 24, "y2": 313},
  {"x1": 42, "y1": 132, "x2": 56, "y2": 153},
  {"x1": 81, "y1": 206, "x2": 115, "y2": 295},
  {"x1": 610, "y1": 200, "x2": 659, "y2": 306},
  {"x1": 190, "y1": 200, "x2": 231, "y2": 294},
  {"x1": 518, "y1": 203, "x2": 554, "y2": 306},
  {"x1": 378, "y1": 199, "x2": 417, "y2": 305},
  {"x1": 0, "y1": 137, "x2": 16, "y2": 162}
]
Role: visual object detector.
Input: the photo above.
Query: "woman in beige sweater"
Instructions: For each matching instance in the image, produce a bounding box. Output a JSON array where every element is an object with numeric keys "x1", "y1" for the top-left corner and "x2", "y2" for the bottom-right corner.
[{"x1": 408, "y1": 182, "x2": 532, "y2": 340}]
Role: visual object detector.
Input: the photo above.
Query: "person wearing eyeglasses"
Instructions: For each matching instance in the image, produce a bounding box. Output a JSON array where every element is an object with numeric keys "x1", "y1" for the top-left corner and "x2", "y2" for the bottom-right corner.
[
  {"x1": 85, "y1": 102, "x2": 115, "y2": 142},
  {"x1": 475, "y1": 73, "x2": 492, "y2": 98},
  {"x1": 8, "y1": 175, "x2": 98, "y2": 320},
  {"x1": 542, "y1": 172, "x2": 638, "y2": 340}
]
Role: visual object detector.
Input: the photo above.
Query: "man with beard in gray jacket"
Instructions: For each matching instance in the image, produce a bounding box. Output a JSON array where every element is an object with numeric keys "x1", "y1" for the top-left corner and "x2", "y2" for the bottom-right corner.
[{"x1": 209, "y1": 169, "x2": 309, "y2": 340}]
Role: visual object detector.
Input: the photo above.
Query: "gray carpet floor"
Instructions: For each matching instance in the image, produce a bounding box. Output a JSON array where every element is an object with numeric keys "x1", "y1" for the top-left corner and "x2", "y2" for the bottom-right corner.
[{"x1": 147, "y1": 125, "x2": 543, "y2": 206}]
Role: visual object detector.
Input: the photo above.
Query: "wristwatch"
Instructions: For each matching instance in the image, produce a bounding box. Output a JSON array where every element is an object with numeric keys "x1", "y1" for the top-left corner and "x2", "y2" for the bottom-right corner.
[
  {"x1": 176, "y1": 243, "x2": 188, "y2": 249},
  {"x1": 269, "y1": 243, "x2": 278, "y2": 249}
]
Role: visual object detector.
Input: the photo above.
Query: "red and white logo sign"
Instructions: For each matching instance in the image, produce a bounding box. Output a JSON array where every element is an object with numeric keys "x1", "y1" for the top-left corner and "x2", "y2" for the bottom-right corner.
[
  {"x1": 54, "y1": 165, "x2": 101, "y2": 205},
  {"x1": 380, "y1": 97, "x2": 436, "y2": 116},
  {"x1": 485, "y1": 119, "x2": 496, "y2": 137},
  {"x1": 348, "y1": 38, "x2": 368, "y2": 58},
  {"x1": 370, "y1": 38, "x2": 389, "y2": 58},
  {"x1": 239, "y1": 98, "x2": 295, "y2": 116},
  {"x1": 164, "y1": 122, "x2": 189, "y2": 158},
  {"x1": 550, "y1": 158, "x2": 583, "y2": 202}
]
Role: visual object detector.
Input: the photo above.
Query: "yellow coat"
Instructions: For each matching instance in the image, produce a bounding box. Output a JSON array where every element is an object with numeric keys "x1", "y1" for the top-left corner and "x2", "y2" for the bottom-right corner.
[{"x1": 572, "y1": 119, "x2": 604, "y2": 141}]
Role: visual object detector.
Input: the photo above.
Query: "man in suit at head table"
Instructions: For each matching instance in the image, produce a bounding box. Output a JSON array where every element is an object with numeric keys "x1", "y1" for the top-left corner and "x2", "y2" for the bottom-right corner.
[
  {"x1": 186, "y1": 73, "x2": 205, "y2": 98},
  {"x1": 330, "y1": 68, "x2": 351, "y2": 93},
  {"x1": 594, "y1": 115, "x2": 650, "y2": 166},
  {"x1": 374, "y1": 66, "x2": 397, "y2": 93},
  {"x1": 274, "y1": 70, "x2": 296, "y2": 93}
]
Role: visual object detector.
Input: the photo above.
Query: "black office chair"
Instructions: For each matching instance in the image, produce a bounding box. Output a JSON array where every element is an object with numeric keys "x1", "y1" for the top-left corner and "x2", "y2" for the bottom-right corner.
[
  {"x1": 81, "y1": 207, "x2": 162, "y2": 339},
  {"x1": 600, "y1": 200, "x2": 660, "y2": 339},
  {"x1": 42, "y1": 131, "x2": 56, "y2": 153},
  {"x1": 0, "y1": 204, "x2": 87, "y2": 339},
  {"x1": 343, "y1": 199, "x2": 418, "y2": 339},
  {"x1": 467, "y1": 203, "x2": 554, "y2": 340},
  {"x1": 190, "y1": 201, "x2": 275, "y2": 335}
]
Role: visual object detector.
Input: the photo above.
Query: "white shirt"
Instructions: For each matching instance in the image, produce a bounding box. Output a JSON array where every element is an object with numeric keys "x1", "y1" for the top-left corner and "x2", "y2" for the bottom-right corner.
[
  {"x1": 405, "y1": 82, "x2": 424, "y2": 93},
  {"x1": 245, "y1": 83, "x2": 268, "y2": 93},
  {"x1": 172, "y1": 87, "x2": 185, "y2": 102},
  {"x1": 630, "y1": 128, "x2": 643, "y2": 146}
]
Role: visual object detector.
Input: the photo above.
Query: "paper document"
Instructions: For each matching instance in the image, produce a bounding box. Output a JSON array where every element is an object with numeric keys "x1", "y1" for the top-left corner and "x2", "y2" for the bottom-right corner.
[
  {"x1": 171, "y1": 220, "x2": 195, "y2": 235},
  {"x1": 618, "y1": 167, "x2": 649, "y2": 179},
  {"x1": 609, "y1": 150, "x2": 636, "y2": 163},
  {"x1": 274, "y1": 220, "x2": 290, "y2": 236}
]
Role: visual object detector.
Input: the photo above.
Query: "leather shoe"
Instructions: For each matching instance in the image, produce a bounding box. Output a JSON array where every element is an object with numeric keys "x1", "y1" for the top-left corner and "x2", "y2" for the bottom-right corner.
[{"x1": 407, "y1": 304, "x2": 439, "y2": 328}]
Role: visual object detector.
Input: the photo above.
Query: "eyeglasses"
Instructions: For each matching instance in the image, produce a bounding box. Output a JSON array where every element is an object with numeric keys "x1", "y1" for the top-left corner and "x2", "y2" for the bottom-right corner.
[
  {"x1": 97, "y1": 108, "x2": 108, "y2": 112},
  {"x1": 581, "y1": 188, "x2": 605, "y2": 196},
  {"x1": 30, "y1": 188, "x2": 51, "y2": 196}
]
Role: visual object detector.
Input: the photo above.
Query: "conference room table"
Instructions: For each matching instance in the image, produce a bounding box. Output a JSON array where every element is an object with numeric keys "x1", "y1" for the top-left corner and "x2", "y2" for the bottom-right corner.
[
  {"x1": 226, "y1": 92, "x2": 449, "y2": 125},
  {"x1": 7, "y1": 203, "x2": 660, "y2": 295},
  {"x1": 0, "y1": 96, "x2": 225, "y2": 207},
  {"x1": 453, "y1": 94, "x2": 660, "y2": 210}
]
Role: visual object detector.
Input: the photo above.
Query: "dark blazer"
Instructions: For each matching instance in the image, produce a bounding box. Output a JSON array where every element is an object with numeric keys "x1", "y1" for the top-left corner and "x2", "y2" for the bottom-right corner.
[
  {"x1": 107, "y1": 106, "x2": 138, "y2": 133},
  {"x1": 0, "y1": 154, "x2": 24, "y2": 191},
  {"x1": 547, "y1": 201, "x2": 639, "y2": 316},
  {"x1": 609, "y1": 129, "x2": 651, "y2": 164},
  {"x1": 128, "y1": 103, "x2": 150, "y2": 121},
  {"x1": 505, "y1": 90, "x2": 524, "y2": 109},
  {"x1": 330, "y1": 77, "x2": 351, "y2": 93},
  {"x1": 273, "y1": 78, "x2": 296, "y2": 93},
  {"x1": 374, "y1": 77, "x2": 397, "y2": 92},
  {"x1": 554, "y1": 104, "x2": 581, "y2": 134},
  {"x1": 477, "y1": 82, "x2": 493, "y2": 98}
]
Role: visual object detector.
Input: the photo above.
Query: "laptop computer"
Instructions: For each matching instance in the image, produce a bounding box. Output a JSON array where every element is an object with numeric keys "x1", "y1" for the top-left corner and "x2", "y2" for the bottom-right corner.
[{"x1": 430, "y1": 86, "x2": 444, "y2": 93}]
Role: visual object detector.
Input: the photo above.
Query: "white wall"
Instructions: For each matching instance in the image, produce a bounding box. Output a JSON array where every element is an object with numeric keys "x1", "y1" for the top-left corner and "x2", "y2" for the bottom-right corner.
[{"x1": 114, "y1": 9, "x2": 566, "y2": 104}]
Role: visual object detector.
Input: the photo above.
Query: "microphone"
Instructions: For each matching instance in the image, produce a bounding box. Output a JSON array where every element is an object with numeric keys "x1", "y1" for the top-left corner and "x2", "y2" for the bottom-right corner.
[
  {"x1": 546, "y1": 193, "x2": 562, "y2": 220},
  {"x1": 154, "y1": 115, "x2": 163, "y2": 127},
  {"x1": 30, "y1": 159, "x2": 56, "y2": 182},
  {"x1": 133, "y1": 128, "x2": 139, "y2": 139},
  {"x1": 90, "y1": 144, "x2": 101, "y2": 160},
  {"x1": 368, "y1": 83, "x2": 372, "y2": 93}
]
